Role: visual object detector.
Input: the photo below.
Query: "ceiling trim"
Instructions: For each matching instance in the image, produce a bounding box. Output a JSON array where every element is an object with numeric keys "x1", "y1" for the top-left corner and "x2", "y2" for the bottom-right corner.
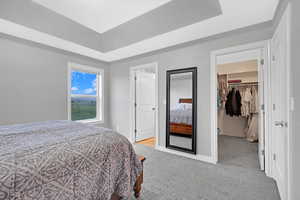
[
  {"x1": 0, "y1": 0, "x2": 279, "y2": 62},
  {"x1": 110, "y1": 21, "x2": 272, "y2": 64},
  {"x1": 0, "y1": 0, "x2": 104, "y2": 52},
  {"x1": 0, "y1": 0, "x2": 221, "y2": 53},
  {"x1": 0, "y1": 18, "x2": 274, "y2": 63},
  {"x1": 0, "y1": 19, "x2": 116, "y2": 62}
]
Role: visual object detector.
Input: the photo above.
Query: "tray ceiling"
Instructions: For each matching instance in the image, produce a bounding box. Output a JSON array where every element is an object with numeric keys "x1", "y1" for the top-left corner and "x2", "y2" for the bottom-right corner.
[
  {"x1": 0, "y1": 0, "x2": 279, "y2": 62},
  {"x1": 32, "y1": 0, "x2": 173, "y2": 34}
]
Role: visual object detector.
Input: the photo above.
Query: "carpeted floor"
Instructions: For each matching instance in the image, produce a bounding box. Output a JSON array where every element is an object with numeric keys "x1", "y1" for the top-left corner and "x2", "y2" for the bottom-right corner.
[
  {"x1": 131, "y1": 143, "x2": 280, "y2": 200},
  {"x1": 218, "y1": 135, "x2": 260, "y2": 169}
]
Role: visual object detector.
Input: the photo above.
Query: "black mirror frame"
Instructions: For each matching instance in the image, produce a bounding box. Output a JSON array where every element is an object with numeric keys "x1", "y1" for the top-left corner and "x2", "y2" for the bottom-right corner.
[{"x1": 166, "y1": 67, "x2": 197, "y2": 154}]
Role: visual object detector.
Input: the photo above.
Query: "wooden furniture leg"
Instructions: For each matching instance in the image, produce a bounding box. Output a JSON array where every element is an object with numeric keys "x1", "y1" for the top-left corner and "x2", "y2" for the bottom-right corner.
[{"x1": 134, "y1": 156, "x2": 146, "y2": 199}]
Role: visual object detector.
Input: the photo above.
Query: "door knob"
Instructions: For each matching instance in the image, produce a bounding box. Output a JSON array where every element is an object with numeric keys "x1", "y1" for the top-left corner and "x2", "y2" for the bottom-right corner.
[
  {"x1": 274, "y1": 121, "x2": 286, "y2": 127},
  {"x1": 152, "y1": 107, "x2": 156, "y2": 111}
]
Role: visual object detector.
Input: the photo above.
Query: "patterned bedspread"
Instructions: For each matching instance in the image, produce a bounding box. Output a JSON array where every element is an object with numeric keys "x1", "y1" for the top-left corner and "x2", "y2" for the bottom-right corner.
[
  {"x1": 0, "y1": 121, "x2": 142, "y2": 200},
  {"x1": 170, "y1": 109, "x2": 192, "y2": 125}
]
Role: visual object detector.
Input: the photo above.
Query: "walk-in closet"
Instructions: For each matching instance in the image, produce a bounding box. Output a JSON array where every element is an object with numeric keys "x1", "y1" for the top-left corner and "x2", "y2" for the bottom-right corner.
[{"x1": 217, "y1": 59, "x2": 262, "y2": 170}]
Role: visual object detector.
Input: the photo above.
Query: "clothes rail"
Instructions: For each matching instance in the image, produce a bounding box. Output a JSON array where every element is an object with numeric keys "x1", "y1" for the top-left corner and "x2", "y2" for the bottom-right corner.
[{"x1": 228, "y1": 82, "x2": 258, "y2": 87}]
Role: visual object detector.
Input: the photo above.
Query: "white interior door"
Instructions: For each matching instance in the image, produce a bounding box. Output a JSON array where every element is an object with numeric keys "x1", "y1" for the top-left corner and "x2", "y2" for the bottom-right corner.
[
  {"x1": 135, "y1": 71, "x2": 156, "y2": 141},
  {"x1": 258, "y1": 51, "x2": 265, "y2": 171},
  {"x1": 271, "y1": 7, "x2": 289, "y2": 200}
]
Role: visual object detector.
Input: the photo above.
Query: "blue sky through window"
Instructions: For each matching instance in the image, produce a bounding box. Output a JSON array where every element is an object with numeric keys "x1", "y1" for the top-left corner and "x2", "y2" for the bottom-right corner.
[{"x1": 71, "y1": 71, "x2": 97, "y2": 95}]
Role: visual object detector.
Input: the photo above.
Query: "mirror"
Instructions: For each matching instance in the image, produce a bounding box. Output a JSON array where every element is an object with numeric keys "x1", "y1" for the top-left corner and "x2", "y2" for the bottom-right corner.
[{"x1": 166, "y1": 67, "x2": 197, "y2": 154}]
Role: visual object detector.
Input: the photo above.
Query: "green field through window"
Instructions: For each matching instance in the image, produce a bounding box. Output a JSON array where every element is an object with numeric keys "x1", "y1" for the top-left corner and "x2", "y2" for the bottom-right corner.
[{"x1": 71, "y1": 97, "x2": 97, "y2": 121}]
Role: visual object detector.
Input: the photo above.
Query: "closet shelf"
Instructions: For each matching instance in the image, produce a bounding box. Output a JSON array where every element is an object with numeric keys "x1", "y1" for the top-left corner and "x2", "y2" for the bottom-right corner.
[{"x1": 228, "y1": 82, "x2": 258, "y2": 87}]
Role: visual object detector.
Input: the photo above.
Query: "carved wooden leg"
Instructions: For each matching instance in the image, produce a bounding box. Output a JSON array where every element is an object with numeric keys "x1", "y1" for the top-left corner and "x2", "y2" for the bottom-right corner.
[
  {"x1": 134, "y1": 156, "x2": 145, "y2": 199},
  {"x1": 134, "y1": 171, "x2": 143, "y2": 198}
]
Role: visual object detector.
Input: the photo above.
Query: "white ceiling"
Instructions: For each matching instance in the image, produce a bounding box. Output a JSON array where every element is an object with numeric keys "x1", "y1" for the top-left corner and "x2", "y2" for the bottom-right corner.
[
  {"x1": 1, "y1": 0, "x2": 280, "y2": 61},
  {"x1": 217, "y1": 49, "x2": 261, "y2": 65},
  {"x1": 218, "y1": 60, "x2": 258, "y2": 75},
  {"x1": 33, "y1": 0, "x2": 172, "y2": 34}
]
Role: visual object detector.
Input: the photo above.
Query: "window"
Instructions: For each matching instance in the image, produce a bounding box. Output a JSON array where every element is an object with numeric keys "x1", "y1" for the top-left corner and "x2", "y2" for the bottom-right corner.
[{"x1": 68, "y1": 63, "x2": 103, "y2": 123}]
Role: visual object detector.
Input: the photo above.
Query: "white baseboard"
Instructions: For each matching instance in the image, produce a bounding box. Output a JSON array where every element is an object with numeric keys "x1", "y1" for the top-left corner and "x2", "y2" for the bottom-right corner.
[{"x1": 155, "y1": 146, "x2": 217, "y2": 164}]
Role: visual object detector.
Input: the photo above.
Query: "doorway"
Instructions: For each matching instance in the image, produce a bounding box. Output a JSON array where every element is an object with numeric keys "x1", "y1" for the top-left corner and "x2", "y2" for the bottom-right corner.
[
  {"x1": 210, "y1": 41, "x2": 270, "y2": 174},
  {"x1": 130, "y1": 63, "x2": 159, "y2": 148},
  {"x1": 217, "y1": 58, "x2": 263, "y2": 170},
  {"x1": 210, "y1": 9, "x2": 291, "y2": 196}
]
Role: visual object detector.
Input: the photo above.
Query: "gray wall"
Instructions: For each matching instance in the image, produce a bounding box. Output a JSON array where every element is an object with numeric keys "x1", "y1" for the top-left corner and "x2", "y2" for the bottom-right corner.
[
  {"x1": 290, "y1": 0, "x2": 299, "y2": 199},
  {"x1": 0, "y1": 36, "x2": 110, "y2": 127},
  {"x1": 109, "y1": 25, "x2": 273, "y2": 157}
]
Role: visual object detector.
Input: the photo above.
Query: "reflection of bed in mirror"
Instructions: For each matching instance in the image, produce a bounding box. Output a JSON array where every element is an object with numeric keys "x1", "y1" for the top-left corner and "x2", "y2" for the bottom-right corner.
[
  {"x1": 170, "y1": 98, "x2": 193, "y2": 137},
  {"x1": 167, "y1": 67, "x2": 197, "y2": 154}
]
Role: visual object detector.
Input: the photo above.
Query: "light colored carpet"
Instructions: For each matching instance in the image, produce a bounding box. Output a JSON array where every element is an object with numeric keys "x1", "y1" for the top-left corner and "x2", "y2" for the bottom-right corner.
[
  {"x1": 218, "y1": 135, "x2": 260, "y2": 169},
  {"x1": 131, "y1": 144, "x2": 280, "y2": 200}
]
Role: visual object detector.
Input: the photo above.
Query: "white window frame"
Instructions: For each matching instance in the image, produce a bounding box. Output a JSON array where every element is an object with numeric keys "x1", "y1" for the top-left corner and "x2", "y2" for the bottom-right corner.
[{"x1": 68, "y1": 62, "x2": 104, "y2": 124}]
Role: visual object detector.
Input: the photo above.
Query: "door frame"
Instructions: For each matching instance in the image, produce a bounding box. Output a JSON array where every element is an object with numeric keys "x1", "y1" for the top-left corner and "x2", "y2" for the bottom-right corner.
[
  {"x1": 210, "y1": 41, "x2": 272, "y2": 176},
  {"x1": 129, "y1": 62, "x2": 159, "y2": 147},
  {"x1": 271, "y1": 4, "x2": 292, "y2": 200}
]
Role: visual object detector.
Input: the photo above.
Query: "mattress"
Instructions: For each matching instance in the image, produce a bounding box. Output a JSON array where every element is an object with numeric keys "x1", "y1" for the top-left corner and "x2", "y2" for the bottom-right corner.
[{"x1": 0, "y1": 120, "x2": 142, "y2": 200}]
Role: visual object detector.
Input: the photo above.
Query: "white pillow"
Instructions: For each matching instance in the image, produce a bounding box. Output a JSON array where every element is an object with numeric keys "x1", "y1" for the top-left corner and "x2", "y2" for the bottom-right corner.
[{"x1": 175, "y1": 103, "x2": 192, "y2": 110}]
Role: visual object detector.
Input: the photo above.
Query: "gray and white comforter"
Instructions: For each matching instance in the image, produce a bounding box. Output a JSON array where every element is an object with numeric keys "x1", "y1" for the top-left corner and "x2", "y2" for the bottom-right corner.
[
  {"x1": 0, "y1": 120, "x2": 142, "y2": 200},
  {"x1": 170, "y1": 109, "x2": 192, "y2": 125}
]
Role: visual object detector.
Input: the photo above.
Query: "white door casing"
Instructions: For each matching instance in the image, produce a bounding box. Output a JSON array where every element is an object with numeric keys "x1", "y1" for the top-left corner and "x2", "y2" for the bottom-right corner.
[
  {"x1": 258, "y1": 50, "x2": 266, "y2": 171},
  {"x1": 135, "y1": 71, "x2": 156, "y2": 141},
  {"x1": 211, "y1": 41, "x2": 271, "y2": 173},
  {"x1": 270, "y1": 5, "x2": 289, "y2": 200}
]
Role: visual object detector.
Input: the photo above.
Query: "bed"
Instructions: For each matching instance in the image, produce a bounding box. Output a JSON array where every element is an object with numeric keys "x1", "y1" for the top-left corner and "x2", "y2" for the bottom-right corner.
[
  {"x1": 170, "y1": 98, "x2": 193, "y2": 137},
  {"x1": 0, "y1": 120, "x2": 143, "y2": 200}
]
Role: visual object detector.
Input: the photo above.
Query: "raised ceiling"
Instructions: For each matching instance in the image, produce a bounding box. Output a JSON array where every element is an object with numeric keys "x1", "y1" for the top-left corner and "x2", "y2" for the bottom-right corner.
[
  {"x1": 0, "y1": 0, "x2": 279, "y2": 62},
  {"x1": 32, "y1": 0, "x2": 173, "y2": 34}
]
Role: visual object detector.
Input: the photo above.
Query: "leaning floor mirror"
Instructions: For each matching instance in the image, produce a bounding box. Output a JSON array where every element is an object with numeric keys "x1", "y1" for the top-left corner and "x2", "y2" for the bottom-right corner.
[{"x1": 166, "y1": 67, "x2": 197, "y2": 154}]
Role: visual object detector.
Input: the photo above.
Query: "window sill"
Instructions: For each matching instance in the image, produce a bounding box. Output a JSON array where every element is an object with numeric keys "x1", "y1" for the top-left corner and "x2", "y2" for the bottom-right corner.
[{"x1": 77, "y1": 120, "x2": 104, "y2": 125}]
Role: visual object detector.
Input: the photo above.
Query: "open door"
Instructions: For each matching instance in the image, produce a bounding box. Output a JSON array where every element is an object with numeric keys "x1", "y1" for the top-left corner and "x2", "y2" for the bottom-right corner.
[
  {"x1": 135, "y1": 71, "x2": 156, "y2": 142},
  {"x1": 258, "y1": 51, "x2": 265, "y2": 171}
]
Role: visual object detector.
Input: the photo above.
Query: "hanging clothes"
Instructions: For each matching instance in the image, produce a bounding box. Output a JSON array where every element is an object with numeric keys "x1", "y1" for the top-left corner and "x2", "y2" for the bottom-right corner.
[
  {"x1": 235, "y1": 90, "x2": 242, "y2": 116},
  {"x1": 250, "y1": 86, "x2": 259, "y2": 114},
  {"x1": 225, "y1": 89, "x2": 233, "y2": 116},
  {"x1": 218, "y1": 74, "x2": 228, "y2": 103},
  {"x1": 225, "y1": 88, "x2": 242, "y2": 117},
  {"x1": 217, "y1": 89, "x2": 221, "y2": 108},
  {"x1": 241, "y1": 87, "x2": 252, "y2": 117},
  {"x1": 246, "y1": 114, "x2": 259, "y2": 142},
  {"x1": 217, "y1": 74, "x2": 228, "y2": 135},
  {"x1": 242, "y1": 85, "x2": 259, "y2": 142},
  {"x1": 244, "y1": 87, "x2": 252, "y2": 102}
]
